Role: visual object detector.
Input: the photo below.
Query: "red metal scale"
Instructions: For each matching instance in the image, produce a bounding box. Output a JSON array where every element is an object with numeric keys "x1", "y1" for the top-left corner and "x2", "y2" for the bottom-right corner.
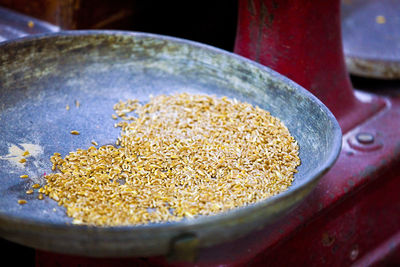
[{"x1": 2, "y1": 0, "x2": 400, "y2": 265}]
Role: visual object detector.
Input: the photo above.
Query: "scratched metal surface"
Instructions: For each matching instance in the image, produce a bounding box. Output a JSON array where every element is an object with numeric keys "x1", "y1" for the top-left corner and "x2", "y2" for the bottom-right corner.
[{"x1": 0, "y1": 31, "x2": 341, "y2": 257}]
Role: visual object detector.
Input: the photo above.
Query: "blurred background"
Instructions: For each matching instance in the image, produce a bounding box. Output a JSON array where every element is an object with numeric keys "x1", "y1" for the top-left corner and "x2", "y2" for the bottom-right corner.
[{"x1": 0, "y1": 0, "x2": 238, "y2": 51}]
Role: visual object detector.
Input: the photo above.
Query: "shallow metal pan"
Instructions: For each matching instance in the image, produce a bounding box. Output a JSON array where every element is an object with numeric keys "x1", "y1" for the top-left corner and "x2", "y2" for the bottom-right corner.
[{"x1": 0, "y1": 31, "x2": 341, "y2": 258}]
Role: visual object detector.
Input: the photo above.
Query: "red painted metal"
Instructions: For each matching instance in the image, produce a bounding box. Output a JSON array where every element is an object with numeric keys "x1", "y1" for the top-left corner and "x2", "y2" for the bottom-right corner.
[
  {"x1": 247, "y1": 99, "x2": 400, "y2": 266},
  {"x1": 234, "y1": 0, "x2": 387, "y2": 134}
]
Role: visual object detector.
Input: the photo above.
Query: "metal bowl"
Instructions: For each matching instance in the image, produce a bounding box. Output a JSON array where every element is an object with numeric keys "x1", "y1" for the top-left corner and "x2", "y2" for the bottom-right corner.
[{"x1": 0, "y1": 31, "x2": 341, "y2": 258}]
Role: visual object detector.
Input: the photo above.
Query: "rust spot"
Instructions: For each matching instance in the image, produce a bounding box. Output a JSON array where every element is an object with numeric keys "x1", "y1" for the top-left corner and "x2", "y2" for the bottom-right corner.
[
  {"x1": 394, "y1": 141, "x2": 400, "y2": 158},
  {"x1": 247, "y1": 0, "x2": 256, "y2": 16},
  {"x1": 358, "y1": 165, "x2": 378, "y2": 180},
  {"x1": 322, "y1": 233, "x2": 335, "y2": 247},
  {"x1": 260, "y1": 1, "x2": 274, "y2": 27},
  {"x1": 252, "y1": 1, "x2": 277, "y2": 62},
  {"x1": 271, "y1": 0, "x2": 279, "y2": 9}
]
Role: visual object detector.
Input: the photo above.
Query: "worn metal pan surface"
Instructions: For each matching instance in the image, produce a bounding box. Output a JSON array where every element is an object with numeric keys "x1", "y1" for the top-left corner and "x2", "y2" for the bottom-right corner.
[{"x1": 0, "y1": 31, "x2": 341, "y2": 257}]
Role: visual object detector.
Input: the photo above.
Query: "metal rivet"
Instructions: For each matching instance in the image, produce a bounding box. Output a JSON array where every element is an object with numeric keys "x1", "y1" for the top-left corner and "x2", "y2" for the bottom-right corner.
[{"x1": 356, "y1": 132, "x2": 374, "y2": 144}]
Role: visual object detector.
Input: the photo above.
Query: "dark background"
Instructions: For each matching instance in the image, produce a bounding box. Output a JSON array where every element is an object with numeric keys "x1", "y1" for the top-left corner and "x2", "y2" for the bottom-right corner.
[{"x1": 0, "y1": 0, "x2": 238, "y2": 51}]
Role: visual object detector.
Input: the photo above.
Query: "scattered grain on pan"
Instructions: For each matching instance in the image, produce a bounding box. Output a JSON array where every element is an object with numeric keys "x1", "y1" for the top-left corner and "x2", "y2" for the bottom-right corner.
[
  {"x1": 19, "y1": 158, "x2": 26, "y2": 163},
  {"x1": 70, "y1": 130, "x2": 80, "y2": 135},
  {"x1": 26, "y1": 189, "x2": 34, "y2": 195},
  {"x1": 32, "y1": 183, "x2": 41, "y2": 189},
  {"x1": 66, "y1": 104, "x2": 70, "y2": 111},
  {"x1": 18, "y1": 199, "x2": 27, "y2": 205},
  {"x1": 20, "y1": 174, "x2": 29, "y2": 179},
  {"x1": 376, "y1": 15, "x2": 386, "y2": 24},
  {"x1": 43, "y1": 93, "x2": 300, "y2": 226},
  {"x1": 91, "y1": 140, "x2": 99, "y2": 146},
  {"x1": 22, "y1": 150, "x2": 30, "y2": 157}
]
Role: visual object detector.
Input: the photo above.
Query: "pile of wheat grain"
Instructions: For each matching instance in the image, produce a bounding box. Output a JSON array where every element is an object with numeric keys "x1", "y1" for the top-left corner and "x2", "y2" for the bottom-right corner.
[{"x1": 43, "y1": 93, "x2": 300, "y2": 226}]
